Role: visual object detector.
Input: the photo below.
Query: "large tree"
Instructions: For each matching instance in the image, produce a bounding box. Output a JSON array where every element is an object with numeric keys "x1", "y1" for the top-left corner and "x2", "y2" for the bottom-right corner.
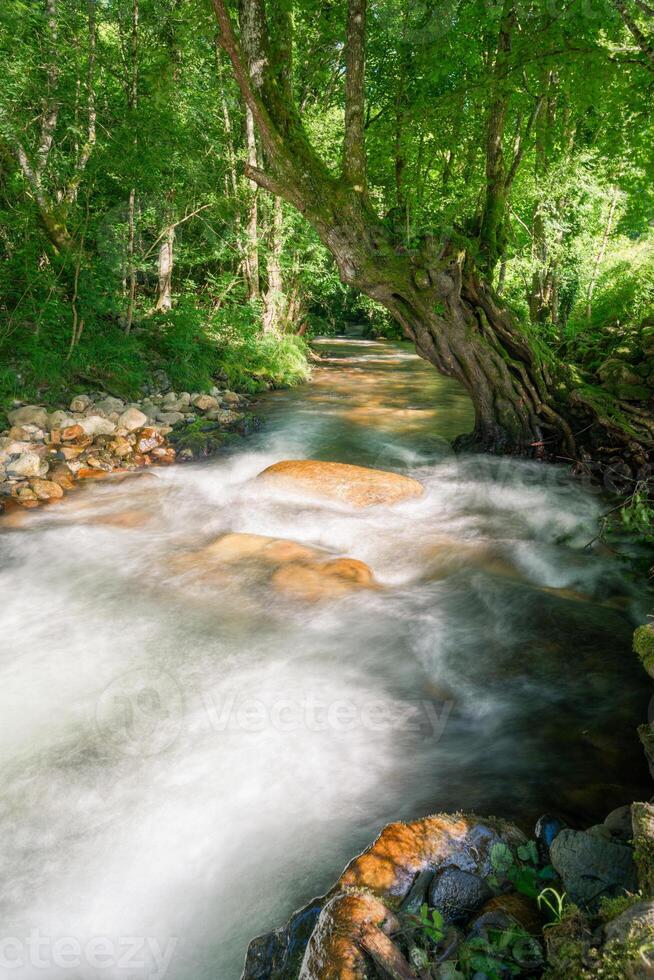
[{"x1": 212, "y1": 0, "x2": 653, "y2": 466}]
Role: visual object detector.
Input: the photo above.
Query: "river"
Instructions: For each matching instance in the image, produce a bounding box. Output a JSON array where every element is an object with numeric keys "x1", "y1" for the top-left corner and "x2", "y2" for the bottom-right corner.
[{"x1": 0, "y1": 338, "x2": 651, "y2": 979}]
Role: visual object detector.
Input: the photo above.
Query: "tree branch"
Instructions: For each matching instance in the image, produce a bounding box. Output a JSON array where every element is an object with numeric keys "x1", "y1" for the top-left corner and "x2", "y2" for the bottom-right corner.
[{"x1": 612, "y1": 0, "x2": 654, "y2": 68}]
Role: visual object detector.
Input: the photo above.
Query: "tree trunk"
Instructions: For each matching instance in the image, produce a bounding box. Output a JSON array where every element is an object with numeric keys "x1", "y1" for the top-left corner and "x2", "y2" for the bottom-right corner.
[
  {"x1": 156, "y1": 224, "x2": 175, "y2": 312},
  {"x1": 262, "y1": 194, "x2": 285, "y2": 332},
  {"x1": 586, "y1": 187, "x2": 618, "y2": 320},
  {"x1": 243, "y1": 105, "x2": 260, "y2": 300}
]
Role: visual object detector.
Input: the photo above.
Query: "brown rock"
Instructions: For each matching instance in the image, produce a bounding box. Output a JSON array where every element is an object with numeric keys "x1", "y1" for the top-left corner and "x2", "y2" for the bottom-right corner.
[
  {"x1": 48, "y1": 465, "x2": 75, "y2": 490},
  {"x1": 107, "y1": 436, "x2": 133, "y2": 458},
  {"x1": 135, "y1": 428, "x2": 164, "y2": 454},
  {"x1": 271, "y1": 557, "x2": 377, "y2": 602},
  {"x1": 478, "y1": 893, "x2": 543, "y2": 935},
  {"x1": 201, "y1": 532, "x2": 323, "y2": 565},
  {"x1": 29, "y1": 479, "x2": 64, "y2": 501},
  {"x1": 77, "y1": 468, "x2": 111, "y2": 480},
  {"x1": 150, "y1": 446, "x2": 176, "y2": 463},
  {"x1": 300, "y1": 814, "x2": 526, "y2": 980},
  {"x1": 61, "y1": 424, "x2": 85, "y2": 441},
  {"x1": 58, "y1": 445, "x2": 85, "y2": 460},
  {"x1": 257, "y1": 459, "x2": 424, "y2": 508}
]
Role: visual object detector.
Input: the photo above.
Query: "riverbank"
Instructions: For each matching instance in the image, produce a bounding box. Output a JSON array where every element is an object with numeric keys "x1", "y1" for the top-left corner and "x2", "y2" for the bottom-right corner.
[{"x1": 0, "y1": 381, "x2": 258, "y2": 516}]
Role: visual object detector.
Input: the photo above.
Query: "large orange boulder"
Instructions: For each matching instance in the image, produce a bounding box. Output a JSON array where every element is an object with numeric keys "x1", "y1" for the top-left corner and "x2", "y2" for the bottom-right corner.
[{"x1": 257, "y1": 460, "x2": 424, "y2": 508}]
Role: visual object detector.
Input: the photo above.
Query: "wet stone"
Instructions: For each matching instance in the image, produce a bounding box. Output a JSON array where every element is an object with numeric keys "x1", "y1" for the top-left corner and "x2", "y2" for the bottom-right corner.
[{"x1": 428, "y1": 865, "x2": 492, "y2": 924}]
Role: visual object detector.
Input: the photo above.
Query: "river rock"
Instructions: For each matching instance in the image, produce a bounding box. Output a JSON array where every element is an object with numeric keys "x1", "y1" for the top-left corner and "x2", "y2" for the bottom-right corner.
[
  {"x1": 8, "y1": 424, "x2": 43, "y2": 441},
  {"x1": 158, "y1": 411, "x2": 185, "y2": 425},
  {"x1": 48, "y1": 411, "x2": 77, "y2": 430},
  {"x1": 205, "y1": 408, "x2": 242, "y2": 425},
  {"x1": 79, "y1": 416, "x2": 116, "y2": 437},
  {"x1": 271, "y1": 557, "x2": 376, "y2": 601},
  {"x1": 0, "y1": 439, "x2": 32, "y2": 455},
  {"x1": 550, "y1": 828, "x2": 637, "y2": 907},
  {"x1": 635, "y1": 624, "x2": 654, "y2": 679},
  {"x1": 135, "y1": 428, "x2": 165, "y2": 453},
  {"x1": 427, "y1": 865, "x2": 492, "y2": 923},
  {"x1": 48, "y1": 465, "x2": 75, "y2": 490},
  {"x1": 604, "y1": 901, "x2": 654, "y2": 979},
  {"x1": 6, "y1": 453, "x2": 46, "y2": 478},
  {"x1": 257, "y1": 460, "x2": 424, "y2": 507},
  {"x1": 94, "y1": 396, "x2": 125, "y2": 414},
  {"x1": 292, "y1": 813, "x2": 526, "y2": 980},
  {"x1": 200, "y1": 532, "x2": 323, "y2": 565},
  {"x1": 69, "y1": 395, "x2": 91, "y2": 412},
  {"x1": 30, "y1": 478, "x2": 64, "y2": 501},
  {"x1": 222, "y1": 390, "x2": 241, "y2": 406},
  {"x1": 117, "y1": 407, "x2": 147, "y2": 431},
  {"x1": 191, "y1": 393, "x2": 219, "y2": 411},
  {"x1": 7, "y1": 405, "x2": 48, "y2": 428},
  {"x1": 242, "y1": 899, "x2": 323, "y2": 980}
]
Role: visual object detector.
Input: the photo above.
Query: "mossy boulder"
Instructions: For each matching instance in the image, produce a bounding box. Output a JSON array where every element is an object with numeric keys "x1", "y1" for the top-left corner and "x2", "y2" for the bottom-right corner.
[
  {"x1": 168, "y1": 420, "x2": 237, "y2": 458},
  {"x1": 634, "y1": 624, "x2": 654, "y2": 680}
]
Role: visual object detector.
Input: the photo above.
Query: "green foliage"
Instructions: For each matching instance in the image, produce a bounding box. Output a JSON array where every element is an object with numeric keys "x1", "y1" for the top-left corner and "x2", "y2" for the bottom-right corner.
[
  {"x1": 416, "y1": 903, "x2": 445, "y2": 945},
  {"x1": 538, "y1": 887, "x2": 569, "y2": 926},
  {"x1": 489, "y1": 841, "x2": 557, "y2": 899},
  {"x1": 457, "y1": 923, "x2": 544, "y2": 979},
  {"x1": 598, "y1": 892, "x2": 642, "y2": 924}
]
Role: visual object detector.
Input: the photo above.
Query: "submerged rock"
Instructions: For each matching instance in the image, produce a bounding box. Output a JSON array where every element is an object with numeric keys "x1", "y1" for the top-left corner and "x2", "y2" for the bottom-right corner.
[
  {"x1": 271, "y1": 557, "x2": 377, "y2": 602},
  {"x1": 199, "y1": 532, "x2": 323, "y2": 565},
  {"x1": 257, "y1": 459, "x2": 424, "y2": 508}
]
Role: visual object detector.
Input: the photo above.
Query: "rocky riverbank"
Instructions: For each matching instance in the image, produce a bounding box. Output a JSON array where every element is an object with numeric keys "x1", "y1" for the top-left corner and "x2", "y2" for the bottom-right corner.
[
  {"x1": 0, "y1": 382, "x2": 256, "y2": 514},
  {"x1": 242, "y1": 801, "x2": 654, "y2": 980}
]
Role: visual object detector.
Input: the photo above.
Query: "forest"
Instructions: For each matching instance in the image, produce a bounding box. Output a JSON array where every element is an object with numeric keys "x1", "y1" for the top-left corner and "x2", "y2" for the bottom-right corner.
[
  {"x1": 1, "y1": 0, "x2": 653, "y2": 450},
  {"x1": 2, "y1": 1, "x2": 654, "y2": 979}
]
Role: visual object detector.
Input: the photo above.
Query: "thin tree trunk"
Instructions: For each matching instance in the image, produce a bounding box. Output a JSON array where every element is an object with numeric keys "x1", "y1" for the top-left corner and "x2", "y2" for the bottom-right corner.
[
  {"x1": 244, "y1": 105, "x2": 260, "y2": 300},
  {"x1": 263, "y1": 194, "x2": 284, "y2": 332},
  {"x1": 155, "y1": 224, "x2": 175, "y2": 312},
  {"x1": 586, "y1": 187, "x2": 619, "y2": 320},
  {"x1": 125, "y1": 0, "x2": 139, "y2": 334}
]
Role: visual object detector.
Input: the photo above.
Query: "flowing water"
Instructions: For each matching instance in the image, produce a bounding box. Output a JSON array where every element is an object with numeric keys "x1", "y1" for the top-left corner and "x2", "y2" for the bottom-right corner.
[{"x1": 0, "y1": 338, "x2": 651, "y2": 980}]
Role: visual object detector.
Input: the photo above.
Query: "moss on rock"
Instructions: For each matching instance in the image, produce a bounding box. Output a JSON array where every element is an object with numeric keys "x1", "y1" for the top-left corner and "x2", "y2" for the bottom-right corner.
[{"x1": 634, "y1": 624, "x2": 654, "y2": 680}]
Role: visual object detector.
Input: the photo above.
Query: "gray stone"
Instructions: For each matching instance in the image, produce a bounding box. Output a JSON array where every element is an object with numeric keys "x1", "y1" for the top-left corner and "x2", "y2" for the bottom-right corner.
[
  {"x1": 604, "y1": 805, "x2": 633, "y2": 841},
  {"x1": 191, "y1": 393, "x2": 219, "y2": 411},
  {"x1": 94, "y1": 396, "x2": 125, "y2": 414},
  {"x1": 604, "y1": 901, "x2": 654, "y2": 979},
  {"x1": 69, "y1": 395, "x2": 91, "y2": 412},
  {"x1": 117, "y1": 407, "x2": 147, "y2": 431},
  {"x1": 6, "y1": 453, "x2": 47, "y2": 478},
  {"x1": 550, "y1": 828, "x2": 637, "y2": 907},
  {"x1": 7, "y1": 405, "x2": 48, "y2": 428},
  {"x1": 428, "y1": 865, "x2": 492, "y2": 923},
  {"x1": 79, "y1": 416, "x2": 116, "y2": 437},
  {"x1": 48, "y1": 411, "x2": 77, "y2": 430},
  {"x1": 157, "y1": 411, "x2": 184, "y2": 425},
  {"x1": 204, "y1": 408, "x2": 242, "y2": 426}
]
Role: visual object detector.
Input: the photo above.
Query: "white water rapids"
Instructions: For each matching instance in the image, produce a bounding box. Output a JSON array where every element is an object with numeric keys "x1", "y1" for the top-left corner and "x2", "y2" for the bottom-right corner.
[{"x1": 0, "y1": 339, "x2": 650, "y2": 979}]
